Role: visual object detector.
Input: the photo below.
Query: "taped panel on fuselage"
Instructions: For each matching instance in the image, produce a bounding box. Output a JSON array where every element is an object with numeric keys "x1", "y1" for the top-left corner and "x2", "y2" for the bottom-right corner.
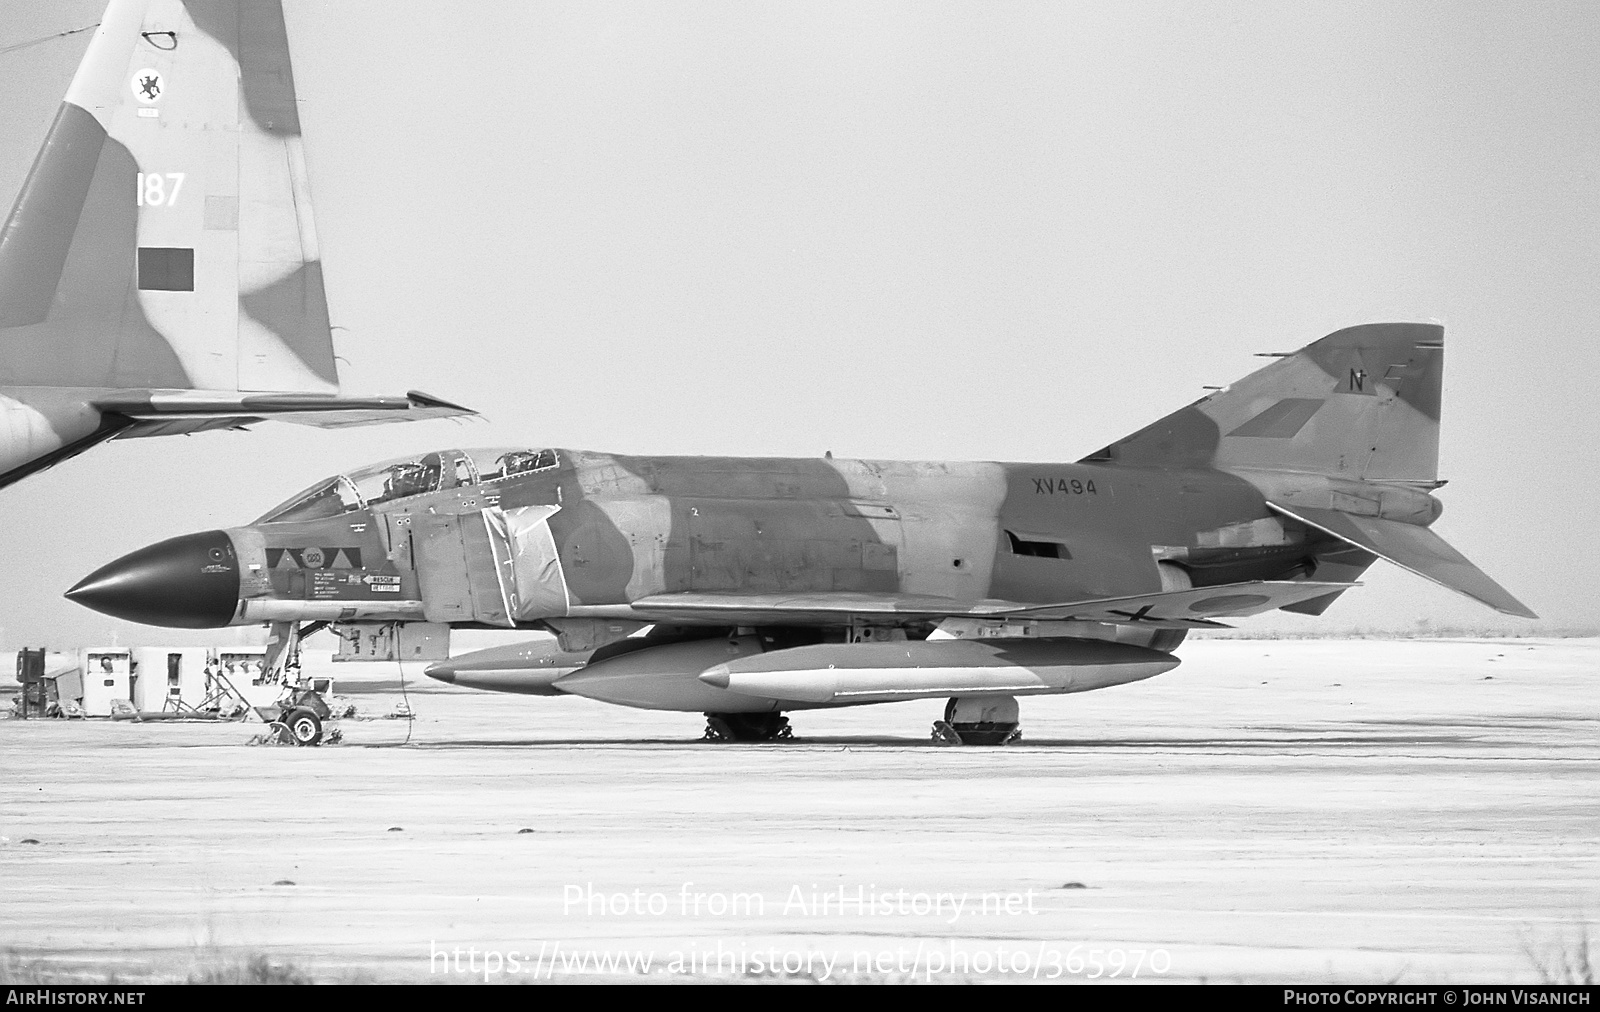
[{"x1": 498, "y1": 504, "x2": 571, "y2": 619}]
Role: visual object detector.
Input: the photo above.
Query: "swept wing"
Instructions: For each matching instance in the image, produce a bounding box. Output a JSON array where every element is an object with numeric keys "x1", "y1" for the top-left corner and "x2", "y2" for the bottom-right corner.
[{"x1": 627, "y1": 579, "x2": 1356, "y2": 629}]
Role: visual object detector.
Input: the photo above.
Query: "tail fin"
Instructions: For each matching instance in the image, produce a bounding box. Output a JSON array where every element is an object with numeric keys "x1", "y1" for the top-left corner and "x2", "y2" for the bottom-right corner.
[
  {"x1": 1085, "y1": 322, "x2": 1443, "y2": 482},
  {"x1": 1085, "y1": 322, "x2": 1535, "y2": 618},
  {"x1": 0, "y1": 0, "x2": 423, "y2": 395}
]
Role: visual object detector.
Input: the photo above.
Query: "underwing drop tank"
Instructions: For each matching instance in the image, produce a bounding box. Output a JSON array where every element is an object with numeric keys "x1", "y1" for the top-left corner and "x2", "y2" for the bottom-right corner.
[
  {"x1": 424, "y1": 639, "x2": 590, "y2": 696},
  {"x1": 528, "y1": 635, "x2": 1179, "y2": 712},
  {"x1": 699, "y1": 638, "x2": 1179, "y2": 706}
]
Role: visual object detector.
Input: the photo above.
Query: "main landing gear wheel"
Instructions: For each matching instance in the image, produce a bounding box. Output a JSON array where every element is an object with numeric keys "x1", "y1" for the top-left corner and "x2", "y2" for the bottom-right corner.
[
  {"x1": 284, "y1": 707, "x2": 323, "y2": 747},
  {"x1": 933, "y1": 696, "x2": 1021, "y2": 746},
  {"x1": 703, "y1": 712, "x2": 792, "y2": 742}
]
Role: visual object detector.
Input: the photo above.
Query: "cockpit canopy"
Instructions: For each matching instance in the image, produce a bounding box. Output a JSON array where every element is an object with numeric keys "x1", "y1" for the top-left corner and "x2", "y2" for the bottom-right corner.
[{"x1": 257, "y1": 448, "x2": 559, "y2": 524}]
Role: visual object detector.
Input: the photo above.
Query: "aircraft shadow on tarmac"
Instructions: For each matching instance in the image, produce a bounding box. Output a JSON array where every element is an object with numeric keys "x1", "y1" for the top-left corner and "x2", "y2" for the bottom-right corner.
[
  {"x1": 365, "y1": 730, "x2": 1490, "y2": 750},
  {"x1": 375, "y1": 735, "x2": 928, "y2": 749}
]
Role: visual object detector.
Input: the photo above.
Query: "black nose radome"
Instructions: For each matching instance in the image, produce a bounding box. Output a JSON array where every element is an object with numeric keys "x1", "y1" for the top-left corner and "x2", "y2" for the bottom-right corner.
[{"x1": 66, "y1": 530, "x2": 240, "y2": 628}]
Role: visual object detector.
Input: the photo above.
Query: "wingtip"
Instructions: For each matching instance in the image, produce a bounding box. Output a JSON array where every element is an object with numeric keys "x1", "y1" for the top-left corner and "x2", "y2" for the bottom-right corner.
[{"x1": 406, "y1": 390, "x2": 477, "y2": 415}]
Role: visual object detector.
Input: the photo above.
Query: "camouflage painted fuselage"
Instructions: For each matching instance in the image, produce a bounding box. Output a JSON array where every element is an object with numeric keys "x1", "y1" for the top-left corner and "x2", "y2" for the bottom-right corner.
[
  {"x1": 67, "y1": 322, "x2": 1535, "y2": 638},
  {"x1": 221, "y1": 448, "x2": 1377, "y2": 630}
]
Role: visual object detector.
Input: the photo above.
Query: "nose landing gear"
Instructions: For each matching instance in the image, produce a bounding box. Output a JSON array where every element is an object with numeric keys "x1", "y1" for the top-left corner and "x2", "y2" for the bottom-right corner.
[
  {"x1": 251, "y1": 622, "x2": 337, "y2": 747},
  {"x1": 284, "y1": 706, "x2": 324, "y2": 746}
]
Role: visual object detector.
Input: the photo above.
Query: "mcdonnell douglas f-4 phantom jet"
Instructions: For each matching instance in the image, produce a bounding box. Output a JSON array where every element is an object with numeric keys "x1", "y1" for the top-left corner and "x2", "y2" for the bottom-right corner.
[
  {"x1": 0, "y1": 0, "x2": 470, "y2": 491},
  {"x1": 68, "y1": 322, "x2": 1533, "y2": 743}
]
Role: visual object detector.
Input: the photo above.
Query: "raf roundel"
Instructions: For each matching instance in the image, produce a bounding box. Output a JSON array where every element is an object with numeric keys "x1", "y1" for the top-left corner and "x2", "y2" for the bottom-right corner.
[{"x1": 132, "y1": 68, "x2": 164, "y2": 104}]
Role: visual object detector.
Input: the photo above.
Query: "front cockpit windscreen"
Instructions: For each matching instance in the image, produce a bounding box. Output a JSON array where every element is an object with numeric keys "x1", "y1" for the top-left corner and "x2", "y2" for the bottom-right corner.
[{"x1": 255, "y1": 448, "x2": 561, "y2": 523}]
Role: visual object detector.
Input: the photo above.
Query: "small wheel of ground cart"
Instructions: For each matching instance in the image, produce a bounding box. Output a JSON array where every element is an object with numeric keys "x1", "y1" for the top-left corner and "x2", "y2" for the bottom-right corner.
[{"x1": 284, "y1": 707, "x2": 323, "y2": 746}]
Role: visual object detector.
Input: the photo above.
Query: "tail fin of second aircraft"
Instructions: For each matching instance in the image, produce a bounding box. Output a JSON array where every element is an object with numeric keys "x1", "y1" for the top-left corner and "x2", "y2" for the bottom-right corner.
[
  {"x1": 0, "y1": 0, "x2": 471, "y2": 488},
  {"x1": 0, "y1": 0, "x2": 462, "y2": 405},
  {"x1": 1084, "y1": 322, "x2": 1443, "y2": 482}
]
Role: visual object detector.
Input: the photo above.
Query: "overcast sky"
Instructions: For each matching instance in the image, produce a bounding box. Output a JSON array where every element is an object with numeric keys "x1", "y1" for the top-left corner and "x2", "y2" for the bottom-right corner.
[{"x1": 0, "y1": 1, "x2": 1596, "y2": 648}]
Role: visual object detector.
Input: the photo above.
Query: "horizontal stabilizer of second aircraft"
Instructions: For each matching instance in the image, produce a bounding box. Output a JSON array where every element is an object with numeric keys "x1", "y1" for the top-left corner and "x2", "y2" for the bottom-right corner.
[{"x1": 96, "y1": 390, "x2": 475, "y2": 437}]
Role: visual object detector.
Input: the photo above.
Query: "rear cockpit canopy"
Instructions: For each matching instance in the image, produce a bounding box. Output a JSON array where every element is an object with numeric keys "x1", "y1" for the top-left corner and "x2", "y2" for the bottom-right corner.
[{"x1": 256, "y1": 448, "x2": 560, "y2": 524}]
